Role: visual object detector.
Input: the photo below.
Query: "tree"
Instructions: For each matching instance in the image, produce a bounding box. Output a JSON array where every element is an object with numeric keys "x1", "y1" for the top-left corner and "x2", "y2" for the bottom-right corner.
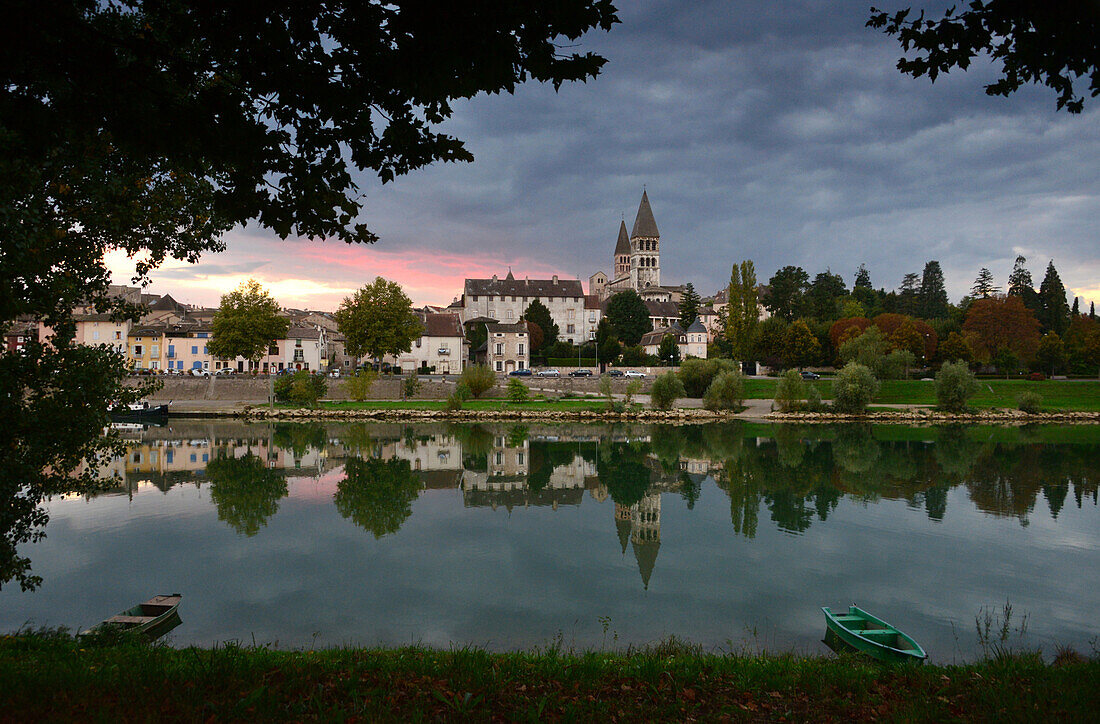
[
  {"x1": 506, "y1": 377, "x2": 530, "y2": 403},
  {"x1": 838, "y1": 326, "x2": 890, "y2": 374},
  {"x1": 459, "y1": 364, "x2": 496, "y2": 398},
  {"x1": 650, "y1": 371, "x2": 685, "y2": 410},
  {"x1": 0, "y1": 0, "x2": 617, "y2": 589},
  {"x1": 805, "y1": 270, "x2": 847, "y2": 320},
  {"x1": 657, "y1": 334, "x2": 680, "y2": 367},
  {"x1": 522, "y1": 299, "x2": 558, "y2": 349},
  {"x1": 773, "y1": 369, "x2": 806, "y2": 412},
  {"x1": 971, "y1": 268, "x2": 999, "y2": 298},
  {"x1": 763, "y1": 266, "x2": 809, "y2": 321},
  {"x1": 703, "y1": 370, "x2": 745, "y2": 411},
  {"x1": 917, "y1": 260, "x2": 949, "y2": 319},
  {"x1": 936, "y1": 361, "x2": 979, "y2": 412},
  {"x1": 869, "y1": 5, "x2": 1100, "y2": 113},
  {"x1": 335, "y1": 277, "x2": 422, "y2": 362},
  {"x1": 832, "y1": 363, "x2": 880, "y2": 414},
  {"x1": 678, "y1": 358, "x2": 736, "y2": 398},
  {"x1": 334, "y1": 456, "x2": 421, "y2": 538},
  {"x1": 1038, "y1": 261, "x2": 1071, "y2": 335},
  {"x1": 854, "y1": 264, "x2": 873, "y2": 289},
  {"x1": 465, "y1": 323, "x2": 488, "y2": 359},
  {"x1": 898, "y1": 272, "x2": 921, "y2": 316},
  {"x1": 206, "y1": 452, "x2": 288, "y2": 537},
  {"x1": 1007, "y1": 255, "x2": 1041, "y2": 315},
  {"x1": 208, "y1": 279, "x2": 290, "y2": 366},
  {"x1": 783, "y1": 320, "x2": 822, "y2": 369},
  {"x1": 1072, "y1": 296, "x2": 1081, "y2": 317},
  {"x1": 1092, "y1": 301, "x2": 1097, "y2": 321},
  {"x1": 829, "y1": 317, "x2": 872, "y2": 351},
  {"x1": 938, "y1": 331, "x2": 973, "y2": 364},
  {"x1": 991, "y1": 348, "x2": 1019, "y2": 379},
  {"x1": 962, "y1": 296, "x2": 1042, "y2": 363},
  {"x1": 678, "y1": 283, "x2": 701, "y2": 327},
  {"x1": 605, "y1": 290, "x2": 651, "y2": 346},
  {"x1": 1084, "y1": 331, "x2": 1100, "y2": 378},
  {"x1": 725, "y1": 260, "x2": 759, "y2": 361},
  {"x1": 1036, "y1": 332, "x2": 1067, "y2": 376}
]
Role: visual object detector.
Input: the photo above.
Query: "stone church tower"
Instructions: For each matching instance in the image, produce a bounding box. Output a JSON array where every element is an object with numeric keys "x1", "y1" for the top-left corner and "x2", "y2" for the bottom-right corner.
[
  {"x1": 614, "y1": 220, "x2": 631, "y2": 278},
  {"x1": 629, "y1": 190, "x2": 660, "y2": 290}
]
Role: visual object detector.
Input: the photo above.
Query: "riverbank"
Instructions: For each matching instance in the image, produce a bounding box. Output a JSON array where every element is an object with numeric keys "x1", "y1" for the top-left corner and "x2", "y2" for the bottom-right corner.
[{"x1": 1, "y1": 635, "x2": 1095, "y2": 721}]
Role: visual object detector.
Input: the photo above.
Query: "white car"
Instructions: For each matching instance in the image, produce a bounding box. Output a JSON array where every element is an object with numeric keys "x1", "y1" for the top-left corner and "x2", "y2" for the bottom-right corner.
[
  {"x1": 188, "y1": 368, "x2": 210, "y2": 377},
  {"x1": 536, "y1": 369, "x2": 561, "y2": 377},
  {"x1": 623, "y1": 370, "x2": 646, "y2": 378}
]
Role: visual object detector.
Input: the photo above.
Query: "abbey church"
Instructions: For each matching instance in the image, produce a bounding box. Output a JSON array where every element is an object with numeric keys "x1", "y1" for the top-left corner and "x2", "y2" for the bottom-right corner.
[{"x1": 589, "y1": 190, "x2": 686, "y2": 303}]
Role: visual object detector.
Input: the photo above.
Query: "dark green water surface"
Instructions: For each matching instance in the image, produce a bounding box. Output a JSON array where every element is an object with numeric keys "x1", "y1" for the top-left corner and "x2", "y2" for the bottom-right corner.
[{"x1": 2, "y1": 420, "x2": 1097, "y2": 662}]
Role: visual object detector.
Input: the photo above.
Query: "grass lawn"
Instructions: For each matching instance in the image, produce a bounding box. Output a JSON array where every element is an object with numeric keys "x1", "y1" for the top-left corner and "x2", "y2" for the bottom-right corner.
[
  {"x1": 2, "y1": 634, "x2": 1096, "y2": 721},
  {"x1": 743, "y1": 378, "x2": 1100, "y2": 411}
]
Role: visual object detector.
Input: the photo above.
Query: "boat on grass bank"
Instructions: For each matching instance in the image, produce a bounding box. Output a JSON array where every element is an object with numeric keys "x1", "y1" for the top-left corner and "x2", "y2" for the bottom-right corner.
[
  {"x1": 82, "y1": 594, "x2": 182, "y2": 641},
  {"x1": 822, "y1": 605, "x2": 927, "y2": 664}
]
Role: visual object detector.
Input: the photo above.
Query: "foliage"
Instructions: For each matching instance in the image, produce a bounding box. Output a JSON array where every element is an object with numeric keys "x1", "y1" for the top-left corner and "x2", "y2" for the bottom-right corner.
[
  {"x1": 880, "y1": 349, "x2": 916, "y2": 380},
  {"x1": 649, "y1": 372, "x2": 684, "y2": 410},
  {"x1": 763, "y1": 265, "x2": 809, "y2": 321},
  {"x1": 939, "y1": 331, "x2": 973, "y2": 365},
  {"x1": 868, "y1": 4, "x2": 1100, "y2": 113},
  {"x1": 605, "y1": 290, "x2": 652, "y2": 346},
  {"x1": 598, "y1": 376, "x2": 616, "y2": 410},
  {"x1": 963, "y1": 296, "x2": 1042, "y2": 364},
  {"x1": 873, "y1": 313, "x2": 937, "y2": 360},
  {"x1": 1036, "y1": 333, "x2": 1067, "y2": 376},
  {"x1": 272, "y1": 423, "x2": 327, "y2": 458},
  {"x1": 725, "y1": 260, "x2": 759, "y2": 360},
  {"x1": 275, "y1": 370, "x2": 325, "y2": 405},
  {"x1": 782, "y1": 320, "x2": 821, "y2": 369},
  {"x1": 992, "y1": 349, "x2": 1020, "y2": 379},
  {"x1": 522, "y1": 300, "x2": 558, "y2": 349},
  {"x1": 459, "y1": 365, "x2": 495, "y2": 399},
  {"x1": 936, "y1": 360, "x2": 979, "y2": 412},
  {"x1": 1017, "y1": 391, "x2": 1043, "y2": 414},
  {"x1": 346, "y1": 369, "x2": 379, "y2": 401},
  {"x1": 918, "y1": 260, "x2": 949, "y2": 319},
  {"x1": 678, "y1": 282, "x2": 700, "y2": 327},
  {"x1": 773, "y1": 369, "x2": 806, "y2": 412},
  {"x1": 702, "y1": 370, "x2": 745, "y2": 411},
  {"x1": 206, "y1": 452, "x2": 288, "y2": 537},
  {"x1": 829, "y1": 317, "x2": 872, "y2": 350},
  {"x1": 624, "y1": 380, "x2": 643, "y2": 407},
  {"x1": 403, "y1": 374, "x2": 421, "y2": 399},
  {"x1": 678, "y1": 358, "x2": 737, "y2": 398},
  {"x1": 656, "y1": 334, "x2": 680, "y2": 366},
  {"x1": 971, "y1": 268, "x2": 1000, "y2": 299},
  {"x1": 620, "y1": 345, "x2": 648, "y2": 366},
  {"x1": 1007, "y1": 256, "x2": 1040, "y2": 314},
  {"x1": 334, "y1": 456, "x2": 421, "y2": 538},
  {"x1": 805, "y1": 270, "x2": 847, "y2": 320},
  {"x1": 465, "y1": 322, "x2": 488, "y2": 358},
  {"x1": 208, "y1": 280, "x2": 290, "y2": 363},
  {"x1": 335, "y1": 278, "x2": 422, "y2": 361},
  {"x1": 506, "y1": 377, "x2": 529, "y2": 403},
  {"x1": 754, "y1": 316, "x2": 789, "y2": 369},
  {"x1": 1037, "y1": 261, "x2": 1070, "y2": 335},
  {"x1": 832, "y1": 363, "x2": 879, "y2": 414}
]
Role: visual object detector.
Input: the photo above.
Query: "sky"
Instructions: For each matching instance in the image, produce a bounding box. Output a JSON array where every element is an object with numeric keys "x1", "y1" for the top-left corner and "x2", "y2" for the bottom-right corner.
[{"x1": 108, "y1": 1, "x2": 1100, "y2": 311}]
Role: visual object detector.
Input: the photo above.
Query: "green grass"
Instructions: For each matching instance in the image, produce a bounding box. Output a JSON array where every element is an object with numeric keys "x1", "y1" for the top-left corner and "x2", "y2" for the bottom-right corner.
[
  {"x1": 1, "y1": 633, "x2": 1095, "y2": 721},
  {"x1": 744, "y1": 379, "x2": 1100, "y2": 411}
]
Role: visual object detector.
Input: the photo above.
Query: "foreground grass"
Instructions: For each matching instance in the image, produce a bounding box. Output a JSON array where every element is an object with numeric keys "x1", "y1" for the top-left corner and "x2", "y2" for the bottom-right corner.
[
  {"x1": 744, "y1": 378, "x2": 1100, "y2": 411},
  {"x1": 1, "y1": 634, "x2": 1096, "y2": 721}
]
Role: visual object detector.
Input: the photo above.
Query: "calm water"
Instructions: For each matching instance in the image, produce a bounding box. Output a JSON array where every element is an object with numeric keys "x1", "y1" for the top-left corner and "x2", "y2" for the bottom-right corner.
[{"x1": 2, "y1": 420, "x2": 1097, "y2": 662}]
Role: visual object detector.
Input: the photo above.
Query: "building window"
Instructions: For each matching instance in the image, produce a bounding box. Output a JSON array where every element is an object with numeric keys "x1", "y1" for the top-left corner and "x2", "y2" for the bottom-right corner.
[
  {"x1": 151, "y1": 345, "x2": 159, "y2": 356},
  {"x1": 505, "y1": 309, "x2": 514, "y2": 320},
  {"x1": 518, "y1": 360, "x2": 525, "y2": 370},
  {"x1": 495, "y1": 452, "x2": 503, "y2": 466},
  {"x1": 295, "y1": 339, "x2": 302, "y2": 347},
  {"x1": 495, "y1": 343, "x2": 503, "y2": 355},
  {"x1": 133, "y1": 345, "x2": 143, "y2": 356},
  {"x1": 566, "y1": 324, "x2": 575, "y2": 334},
  {"x1": 416, "y1": 339, "x2": 421, "y2": 348},
  {"x1": 269, "y1": 344, "x2": 279, "y2": 356},
  {"x1": 92, "y1": 330, "x2": 100, "y2": 340},
  {"x1": 472, "y1": 295, "x2": 478, "y2": 302},
  {"x1": 495, "y1": 360, "x2": 502, "y2": 371},
  {"x1": 518, "y1": 343, "x2": 524, "y2": 355},
  {"x1": 567, "y1": 309, "x2": 575, "y2": 320},
  {"x1": 517, "y1": 452, "x2": 525, "y2": 465},
  {"x1": 192, "y1": 345, "x2": 198, "y2": 354}
]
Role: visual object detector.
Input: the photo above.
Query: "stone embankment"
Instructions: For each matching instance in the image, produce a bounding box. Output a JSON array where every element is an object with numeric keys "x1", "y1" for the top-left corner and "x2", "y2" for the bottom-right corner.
[
  {"x1": 241, "y1": 406, "x2": 722, "y2": 423},
  {"x1": 766, "y1": 409, "x2": 1100, "y2": 424}
]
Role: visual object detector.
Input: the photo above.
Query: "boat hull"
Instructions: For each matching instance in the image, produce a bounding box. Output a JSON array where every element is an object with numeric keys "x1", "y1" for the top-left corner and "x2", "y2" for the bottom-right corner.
[
  {"x1": 83, "y1": 594, "x2": 182, "y2": 641},
  {"x1": 110, "y1": 404, "x2": 169, "y2": 423},
  {"x1": 822, "y1": 605, "x2": 927, "y2": 664}
]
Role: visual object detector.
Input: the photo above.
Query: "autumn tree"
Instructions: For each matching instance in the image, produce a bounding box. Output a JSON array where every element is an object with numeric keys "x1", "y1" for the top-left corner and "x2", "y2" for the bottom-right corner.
[
  {"x1": 763, "y1": 266, "x2": 809, "y2": 321},
  {"x1": 335, "y1": 278, "x2": 423, "y2": 363},
  {"x1": 606, "y1": 290, "x2": 652, "y2": 346},
  {"x1": 783, "y1": 320, "x2": 821, "y2": 370},
  {"x1": 938, "y1": 331, "x2": 973, "y2": 365},
  {"x1": 725, "y1": 260, "x2": 759, "y2": 361},
  {"x1": 208, "y1": 280, "x2": 290, "y2": 367},
  {"x1": 1036, "y1": 333, "x2": 1067, "y2": 376},
  {"x1": 829, "y1": 317, "x2": 872, "y2": 350},
  {"x1": 962, "y1": 296, "x2": 1042, "y2": 364}
]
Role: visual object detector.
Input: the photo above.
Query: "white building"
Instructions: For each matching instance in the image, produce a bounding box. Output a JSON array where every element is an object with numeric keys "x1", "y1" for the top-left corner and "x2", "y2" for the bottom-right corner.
[
  {"x1": 394, "y1": 313, "x2": 467, "y2": 374},
  {"x1": 461, "y1": 272, "x2": 588, "y2": 345}
]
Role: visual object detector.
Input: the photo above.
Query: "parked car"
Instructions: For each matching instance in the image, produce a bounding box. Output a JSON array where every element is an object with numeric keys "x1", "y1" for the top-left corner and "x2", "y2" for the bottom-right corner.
[
  {"x1": 800, "y1": 371, "x2": 820, "y2": 380},
  {"x1": 605, "y1": 369, "x2": 624, "y2": 377},
  {"x1": 508, "y1": 368, "x2": 532, "y2": 376},
  {"x1": 214, "y1": 368, "x2": 236, "y2": 376},
  {"x1": 188, "y1": 368, "x2": 210, "y2": 377},
  {"x1": 536, "y1": 369, "x2": 561, "y2": 378},
  {"x1": 569, "y1": 369, "x2": 593, "y2": 377},
  {"x1": 623, "y1": 370, "x2": 646, "y2": 378}
]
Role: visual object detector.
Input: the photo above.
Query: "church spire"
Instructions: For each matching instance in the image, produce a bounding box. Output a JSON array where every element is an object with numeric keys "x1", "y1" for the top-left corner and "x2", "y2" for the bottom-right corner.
[
  {"x1": 631, "y1": 189, "x2": 659, "y2": 239},
  {"x1": 614, "y1": 219, "x2": 630, "y2": 256}
]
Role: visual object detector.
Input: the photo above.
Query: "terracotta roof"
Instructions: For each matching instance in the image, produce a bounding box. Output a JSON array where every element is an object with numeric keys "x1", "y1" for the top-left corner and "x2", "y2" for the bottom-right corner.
[
  {"x1": 614, "y1": 220, "x2": 630, "y2": 255},
  {"x1": 465, "y1": 275, "x2": 583, "y2": 299},
  {"x1": 422, "y1": 313, "x2": 462, "y2": 337},
  {"x1": 584, "y1": 294, "x2": 602, "y2": 310},
  {"x1": 630, "y1": 190, "x2": 659, "y2": 239}
]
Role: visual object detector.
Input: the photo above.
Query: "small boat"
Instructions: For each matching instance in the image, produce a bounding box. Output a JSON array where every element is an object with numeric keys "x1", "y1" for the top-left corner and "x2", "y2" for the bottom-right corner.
[
  {"x1": 83, "y1": 594, "x2": 183, "y2": 640},
  {"x1": 111, "y1": 401, "x2": 170, "y2": 422},
  {"x1": 821, "y1": 605, "x2": 927, "y2": 663}
]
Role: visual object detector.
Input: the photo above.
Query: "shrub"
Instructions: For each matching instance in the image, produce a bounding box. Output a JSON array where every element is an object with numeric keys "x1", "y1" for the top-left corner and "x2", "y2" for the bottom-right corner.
[
  {"x1": 445, "y1": 381, "x2": 472, "y2": 411},
  {"x1": 506, "y1": 377, "x2": 529, "y2": 403},
  {"x1": 346, "y1": 369, "x2": 378, "y2": 401},
  {"x1": 1027, "y1": 372, "x2": 1046, "y2": 381},
  {"x1": 678, "y1": 358, "x2": 736, "y2": 398},
  {"x1": 460, "y1": 364, "x2": 495, "y2": 398},
  {"x1": 274, "y1": 374, "x2": 293, "y2": 401},
  {"x1": 1017, "y1": 391, "x2": 1043, "y2": 414},
  {"x1": 936, "y1": 360, "x2": 979, "y2": 412},
  {"x1": 804, "y1": 384, "x2": 824, "y2": 412},
  {"x1": 624, "y1": 379, "x2": 642, "y2": 407},
  {"x1": 773, "y1": 369, "x2": 805, "y2": 412},
  {"x1": 650, "y1": 372, "x2": 685, "y2": 410},
  {"x1": 285, "y1": 370, "x2": 325, "y2": 406},
  {"x1": 403, "y1": 373, "x2": 421, "y2": 399},
  {"x1": 832, "y1": 362, "x2": 879, "y2": 413},
  {"x1": 598, "y1": 376, "x2": 615, "y2": 410},
  {"x1": 880, "y1": 349, "x2": 917, "y2": 380},
  {"x1": 702, "y1": 370, "x2": 745, "y2": 411}
]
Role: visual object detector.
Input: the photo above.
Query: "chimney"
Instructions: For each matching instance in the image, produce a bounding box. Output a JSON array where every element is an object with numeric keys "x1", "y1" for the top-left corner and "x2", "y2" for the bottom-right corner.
[
  {"x1": 492, "y1": 274, "x2": 498, "y2": 282},
  {"x1": 552, "y1": 275, "x2": 558, "y2": 284}
]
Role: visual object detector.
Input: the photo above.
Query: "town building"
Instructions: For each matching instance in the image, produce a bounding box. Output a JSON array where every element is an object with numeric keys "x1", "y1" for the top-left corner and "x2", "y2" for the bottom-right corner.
[
  {"x1": 73, "y1": 313, "x2": 130, "y2": 354},
  {"x1": 484, "y1": 322, "x2": 529, "y2": 374},
  {"x1": 128, "y1": 325, "x2": 166, "y2": 371},
  {"x1": 393, "y1": 312, "x2": 467, "y2": 374},
  {"x1": 461, "y1": 272, "x2": 589, "y2": 344},
  {"x1": 640, "y1": 319, "x2": 708, "y2": 359}
]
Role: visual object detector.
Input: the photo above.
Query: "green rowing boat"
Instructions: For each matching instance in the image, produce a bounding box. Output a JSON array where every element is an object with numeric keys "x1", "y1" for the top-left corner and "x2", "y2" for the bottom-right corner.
[
  {"x1": 82, "y1": 594, "x2": 183, "y2": 641},
  {"x1": 821, "y1": 605, "x2": 927, "y2": 664}
]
